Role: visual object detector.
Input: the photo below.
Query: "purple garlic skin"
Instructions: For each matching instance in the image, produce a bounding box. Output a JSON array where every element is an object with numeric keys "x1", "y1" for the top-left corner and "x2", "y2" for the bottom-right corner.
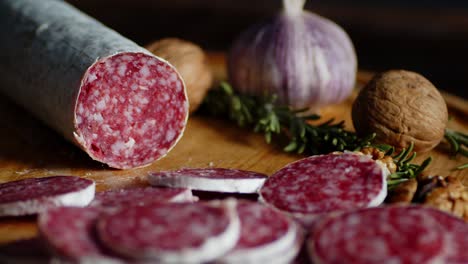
[{"x1": 228, "y1": 10, "x2": 357, "y2": 109}]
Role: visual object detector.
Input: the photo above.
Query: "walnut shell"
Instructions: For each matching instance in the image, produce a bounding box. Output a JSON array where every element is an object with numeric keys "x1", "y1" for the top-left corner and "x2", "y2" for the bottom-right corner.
[
  {"x1": 352, "y1": 70, "x2": 448, "y2": 152},
  {"x1": 146, "y1": 38, "x2": 213, "y2": 113}
]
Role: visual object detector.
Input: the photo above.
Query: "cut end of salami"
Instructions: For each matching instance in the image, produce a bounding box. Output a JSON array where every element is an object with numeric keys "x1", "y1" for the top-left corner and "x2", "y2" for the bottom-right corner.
[
  {"x1": 259, "y1": 153, "x2": 387, "y2": 228},
  {"x1": 89, "y1": 186, "x2": 197, "y2": 208},
  {"x1": 0, "y1": 176, "x2": 95, "y2": 217},
  {"x1": 148, "y1": 168, "x2": 268, "y2": 193},
  {"x1": 97, "y1": 200, "x2": 240, "y2": 263},
  {"x1": 74, "y1": 52, "x2": 188, "y2": 169},
  {"x1": 308, "y1": 205, "x2": 468, "y2": 264}
]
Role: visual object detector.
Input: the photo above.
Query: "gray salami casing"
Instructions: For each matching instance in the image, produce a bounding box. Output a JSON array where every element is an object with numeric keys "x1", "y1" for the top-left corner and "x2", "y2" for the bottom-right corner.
[{"x1": 0, "y1": 0, "x2": 188, "y2": 169}]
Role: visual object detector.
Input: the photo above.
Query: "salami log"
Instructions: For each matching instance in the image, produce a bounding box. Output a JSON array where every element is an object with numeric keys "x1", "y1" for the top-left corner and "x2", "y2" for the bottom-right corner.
[
  {"x1": 97, "y1": 200, "x2": 240, "y2": 263},
  {"x1": 148, "y1": 168, "x2": 267, "y2": 193},
  {"x1": 308, "y1": 206, "x2": 468, "y2": 263},
  {"x1": 89, "y1": 187, "x2": 197, "y2": 208},
  {"x1": 0, "y1": 176, "x2": 95, "y2": 216},
  {"x1": 0, "y1": 0, "x2": 188, "y2": 169},
  {"x1": 259, "y1": 153, "x2": 387, "y2": 228},
  {"x1": 219, "y1": 200, "x2": 302, "y2": 264},
  {"x1": 38, "y1": 207, "x2": 123, "y2": 263}
]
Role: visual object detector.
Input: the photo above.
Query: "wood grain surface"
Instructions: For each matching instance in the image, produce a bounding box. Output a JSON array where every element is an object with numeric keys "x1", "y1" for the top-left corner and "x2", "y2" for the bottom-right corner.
[{"x1": 0, "y1": 53, "x2": 466, "y2": 245}]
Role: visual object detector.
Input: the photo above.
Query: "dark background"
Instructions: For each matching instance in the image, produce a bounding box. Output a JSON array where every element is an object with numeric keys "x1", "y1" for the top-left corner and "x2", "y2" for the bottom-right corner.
[{"x1": 67, "y1": 0, "x2": 468, "y2": 99}]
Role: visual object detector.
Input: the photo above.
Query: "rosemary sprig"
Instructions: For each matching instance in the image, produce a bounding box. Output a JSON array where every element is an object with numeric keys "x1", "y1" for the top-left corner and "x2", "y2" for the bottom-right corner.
[
  {"x1": 200, "y1": 82, "x2": 432, "y2": 186},
  {"x1": 201, "y1": 82, "x2": 374, "y2": 154},
  {"x1": 377, "y1": 143, "x2": 432, "y2": 189},
  {"x1": 444, "y1": 128, "x2": 468, "y2": 171},
  {"x1": 454, "y1": 163, "x2": 468, "y2": 170},
  {"x1": 445, "y1": 128, "x2": 468, "y2": 157}
]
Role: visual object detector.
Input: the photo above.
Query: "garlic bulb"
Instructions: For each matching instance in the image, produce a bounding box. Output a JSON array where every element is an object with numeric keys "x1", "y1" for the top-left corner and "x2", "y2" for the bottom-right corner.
[{"x1": 228, "y1": 0, "x2": 357, "y2": 109}]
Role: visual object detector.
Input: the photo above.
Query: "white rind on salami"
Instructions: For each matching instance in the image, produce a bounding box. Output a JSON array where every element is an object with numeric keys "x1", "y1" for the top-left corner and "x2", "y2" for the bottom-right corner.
[
  {"x1": 0, "y1": 0, "x2": 188, "y2": 169},
  {"x1": 97, "y1": 200, "x2": 240, "y2": 263},
  {"x1": 259, "y1": 153, "x2": 387, "y2": 228},
  {"x1": 219, "y1": 201, "x2": 302, "y2": 264},
  {"x1": 308, "y1": 205, "x2": 468, "y2": 264},
  {"x1": 38, "y1": 207, "x2": 123, "y2": 264},
  {"x1": 0, "y1": 176, "x2": 95, "y2": 217},
  {"x1": 89, "y1": 187, "x2": 197, "y2": 208},
  {"x1": 148, "y1": 168, "x2": 267, "y2": 193}
]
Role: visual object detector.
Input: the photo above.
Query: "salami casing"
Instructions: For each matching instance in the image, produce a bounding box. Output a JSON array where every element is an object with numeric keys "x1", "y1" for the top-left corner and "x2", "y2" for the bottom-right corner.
[
  {"x1": 148, "y1": 168, "x2": 267, "y2": 193},
  {"x1": 308, "y1": 206, "x2": 468, "y2": 264},
  {"x1": 0, "y1": 0, "x2": 188, "y2": 169},
  {"x1": 97, "y1": 200, "x2": 240, "y2": 263},
  {"x1": 259, "y1": 153, "x2": 387, "y2": 228},
  {"x1": 0, "y1": 176, "x2": 95, "y2": 216},
  {"x1": 89, "y1": 187, "x2": 197, "y2": 208}
]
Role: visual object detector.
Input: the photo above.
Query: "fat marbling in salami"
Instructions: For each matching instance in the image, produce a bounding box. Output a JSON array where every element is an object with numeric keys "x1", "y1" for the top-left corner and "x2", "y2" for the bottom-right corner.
[
  {"x1": 38, "y1": 207, "x2": 122, "y2": 263},
  {"x1": 89, "y1": 186, "x2": 196, "y2": 208},
  {"x1": 219, "y1": 200, "x2": 302, "y2": 264},
  {"x1": 259, "y1": 153, "x2": 387, "y2": 228},
  {"x1": 308, "y1": 205, "x2": 468, "y2": 264},
  {"x1": 97, "y1": 200, "x2": 240, "y2": 263}
]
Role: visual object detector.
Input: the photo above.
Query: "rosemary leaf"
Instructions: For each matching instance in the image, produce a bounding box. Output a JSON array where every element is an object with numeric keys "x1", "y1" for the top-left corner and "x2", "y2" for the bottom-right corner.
[{"x1": 445, "y1": 128, "x2": 468, "y2": 157}]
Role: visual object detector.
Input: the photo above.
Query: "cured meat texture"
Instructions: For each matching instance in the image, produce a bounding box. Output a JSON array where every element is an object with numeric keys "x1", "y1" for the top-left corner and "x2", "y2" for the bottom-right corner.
[
  {"x1": 308, "y1": 206, "x2": 468, "y2": 264},
  {"x1": 259, "y1": 153, "x2": 387, "y2": 227},
  {"x1": 0, "y1": 0, "x2": 188, "y2": 169},
  {"x1": 89, "y1": 187, "x2": 196, "y2": 208},
  {"x1": 75, "y1": 52, "x2": 187, "y2": 169},
  {"x1": 97, "y1": 200, "x2": 240, "y2": 263},
  {"x1": 148, "y1": 168, "x2": 267, "y2": 193},
  {"x1": 38, "y1": 207, "x2": 121, "y2": 263},
  {"x1": 0, "y1": 176, "x2": 95, "y2": 216},
  {"x1": 219, "y1": 201, "x2": 302, "y2": 264}
]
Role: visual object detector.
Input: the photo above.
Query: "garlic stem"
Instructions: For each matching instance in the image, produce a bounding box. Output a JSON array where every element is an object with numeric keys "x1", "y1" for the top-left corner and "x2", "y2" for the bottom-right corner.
[{"x1": 283, "y1": 0, "x2": 306, "y2": 16}]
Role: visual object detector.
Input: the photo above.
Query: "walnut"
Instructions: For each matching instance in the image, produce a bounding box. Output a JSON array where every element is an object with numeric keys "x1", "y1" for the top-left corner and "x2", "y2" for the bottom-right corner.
[
  {"x1": 146, "y1": 38, "x2": 213, "y2": 113},
  {"x1": 352, "y1": 70, "x2": 448, "y2": 152},
  {"x1": 359, "y1": 147, "x2": 397, "y2": 174},
  {"x1": 386, "y1": 178, "x2": 418, "y2": 204},
  {"x1": 421, "y1": 176, "x2": 468, "y2": 221}
]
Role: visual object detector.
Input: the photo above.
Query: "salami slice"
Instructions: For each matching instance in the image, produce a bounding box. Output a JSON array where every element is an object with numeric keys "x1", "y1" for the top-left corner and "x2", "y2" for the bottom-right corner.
[
  {"x1": 0, "y1": 0, "x2": 188, "y2": 169},
  {"x1": 89, "y1": 187, "x2": 197, "y2": 208},
  {"x1": 148, "y1": 168, "x2": 267, "y2": 193},
  {"x1": 259, "y1": 153, "x2": 387, "y2": 228},
  {"x1": 97, "y1": 200, "x2": 240, "y2": 263},
  {"x1": 38, "y1": 207, "x2": 123, "y2": 263},
  {"x1": 219, "y1": 201, "x2": 302, "y2": 264},
  {"x1": 0, "y1": 176, "x2": 95, "y2": 217},
  {"x1": 308, "y1": 205, "x2": 468, "y2": 264}
]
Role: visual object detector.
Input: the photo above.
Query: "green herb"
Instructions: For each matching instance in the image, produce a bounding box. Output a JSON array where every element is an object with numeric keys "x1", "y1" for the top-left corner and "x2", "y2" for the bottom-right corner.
[
  {"x1": 200, "y1": 82, "x2": 432, "y2": 186},
  {"x1": 454, "y1": 163, "x2": 468, "y2": 170},
  {"x1": 445, "y1": 128, "x2": 468, "y2": 157},
  {"x1": 201, "y1": 82, "x2": 374, "y2": 154},
  {"x1": 378, "y1": 143, "x2": 432, "y2": 189}
]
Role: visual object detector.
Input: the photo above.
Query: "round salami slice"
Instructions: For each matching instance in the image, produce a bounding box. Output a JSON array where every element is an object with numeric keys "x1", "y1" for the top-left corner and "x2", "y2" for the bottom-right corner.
[
  {"x1": 308, "y1": 205, "x2": 468, "y2": 264},
  {"x1": 0, "y1": 0, "x2": 188, "y2": 169},
  {"x1": 97, "y1": 200, "x2": 240, "y2": 263},
  {"x1": 38, "y1": 207, "x2": 122, "y2": 263},
  {"x1": 259, "y1": 153, "x2": 387, "y2": 228},
  {"x1": 219, "y1": 200, "x2": 302, "y2": 264},
  {"x1": 148, "y1": 168, "x2": 267, "y2": 193},
  {"x1": 0, "y1": 176, "x2": 95, "y2": 217},
  {"x1": 89, "y1": 187, "x2": 197, "y2": 208}
]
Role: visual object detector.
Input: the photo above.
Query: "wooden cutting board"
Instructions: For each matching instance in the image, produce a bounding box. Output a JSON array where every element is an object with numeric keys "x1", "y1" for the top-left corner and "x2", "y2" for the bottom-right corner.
[{"x1": 0, "y1": 52, "x2": 467, "y2": 245}]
